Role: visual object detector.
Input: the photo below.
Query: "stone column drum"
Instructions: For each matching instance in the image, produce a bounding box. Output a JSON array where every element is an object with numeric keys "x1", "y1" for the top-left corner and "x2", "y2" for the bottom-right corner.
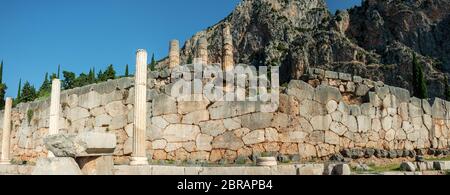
[
  {"x1": 198, "y1": 36, "x2": 208, "y2": 65},
  {"x1": 0, "y1": 97, "x2": 12, "y2": 164},
  {"x1": 130, "y1": 49, "x2": 149, "y2": 166},
  {"x1": 169, "y1": 40, "x2": 180, "y2": 69},
  {"x1": 222, "y1": 24, "x2": 234, "y2": 72}
]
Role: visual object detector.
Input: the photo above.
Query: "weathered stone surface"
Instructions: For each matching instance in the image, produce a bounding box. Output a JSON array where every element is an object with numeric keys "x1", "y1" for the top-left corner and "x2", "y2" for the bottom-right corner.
[
  {"x1": 241, "y1": 112, "x2": 273, "y2": 130},
  {"x1": 77, "y1": 156, "x2": 114, "y2": 175},
  {"x1": 177, "y1": 96, "x2": 210, "y2": 114},
  {"x1": 32, "y1": 157, "x2": 82, "y2": 175},
  {"x1": 355, "y1": 84, "x2": 370, "y2": 96},
  {"x1": 109, "y1": 115, "x2": 127, "y2": 130},
  {"x1": 279, "y1": 131, "x2": 308, "y2": 143},
  {"x1": 223, "y1": 117, "x2": 241, "y2": 130},
  {"x1": 67, "y1": 107, "x2": 90, "y2": 121},
  {"x1": 265, "y1": 128, "x2": 279, "y2": 142},
  {"x1": 357, "y1": 115, "x2": 371, "y2": 132},
  {"x1": 212, "y1": 131, "x2": 244, "y2": 150},
  {"x1": 332, "y1": 164, "x2": 351, "y2": 175},
  {"x1": 326, "y1": 100, "x2": 338, "y2": 113},
  {"x1": 44, "y1": 132, "x2": 116, "y2": 157},
  {"x1": 389, "y1": 86, "x2": 410, "y2": 103},
  {"x1": 325, "y1": 131, "x2": 339, "y2": 145},
  {"x1": 287, "y1": 80, "x2": 314, "y2": 101},
  {"x1": 432, "y1": 98, "x2": 446, "y2": 119},
  {"x1": 311, "y1": 115, "x2": 332, "y2": 131},
  {"x1": 152, "y1": 139, "x2": 167, "y2": 150},
  {"x1": 400, "y1": 162, "x2": 416, "y2": 172},
  {"x1": 78, "y1": 91, "x2": 101, "y2": 110},
  {"x1": 297, "y1": 164, "x2": 324, "y2": 175},
  {"x1": 163, "y1": 124, "x2": 200, "y2": 142},
  {"x1": 313, "y1": 85, "x2": 342, "y2": 104},
  {"x1": 196, "y1": 134, "x2": 213, "y2": 151},
  {"x1": 330, "y1": 121, "x2": 347, "y2": 136},
  {"x1": 208, "y1": 101, "x2": 256, "y2": 120},
  {"x1": 182, "y1": 110, "x2": 210, "y2": 124},
  {"x1": 299, "y1": 100, "x2": 326, "y2": 119},
  {"x1": 199, "y1": 120, "x2": 226, "y2": 137},
  {"x1": 105, "y1": 101, "x2": 127, "y2": 117},
  {"x1": 152, "y1": 94, "x2": 177, "y2": 116},
  {"x1": 242, "y1": 130, "x2": 265, "y2": 145}
]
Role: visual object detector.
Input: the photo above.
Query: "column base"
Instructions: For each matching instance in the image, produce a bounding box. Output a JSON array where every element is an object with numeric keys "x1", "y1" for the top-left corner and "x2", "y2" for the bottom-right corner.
[
  {"x1": 0, "y1": 160, "x2": 11, "y2": 165},
  {"x1": 130, "y1": 157, "x2": 149, "y2": 166}
]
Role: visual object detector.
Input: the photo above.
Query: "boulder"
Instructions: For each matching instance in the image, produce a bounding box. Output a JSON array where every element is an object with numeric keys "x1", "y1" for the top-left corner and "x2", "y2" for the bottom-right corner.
[
  {"x1": 400, "y1": 162, "x2": 416, "y2": 172},
  {"x1": 44, "y1": 132, "x2": 117, "y2": 157}
]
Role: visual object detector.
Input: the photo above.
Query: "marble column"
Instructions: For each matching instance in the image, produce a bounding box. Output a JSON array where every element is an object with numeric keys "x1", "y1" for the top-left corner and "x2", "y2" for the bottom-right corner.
[
  {"x1": 169, "y1": 40, "x2": 180, "y2": 69},
  {"x1": 130, "y1": 49, "x2": 149, "y2": 166},
  {"x1": 198, "y1": 36, "x2": 208, "y2": 65},
  {"x1": 49, "y1": 79, "x2": 61, "y2": 136},
  {"x1": 0, "y1": 98, "x2": 12, "y2": 164},
  {"x1": 222, "y1": 23, "x2": 234, "y2": 72},
  {"x1": 47, "y1": 79, "x2": 61, "y2": 157}
]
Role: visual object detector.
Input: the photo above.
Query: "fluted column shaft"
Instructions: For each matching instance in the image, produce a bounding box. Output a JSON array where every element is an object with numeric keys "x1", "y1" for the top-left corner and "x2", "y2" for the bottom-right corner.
[
  {"x1": 49, "y1": 79, "x2": 61, "y2": 135},
  {"x1": 169, "y1": 40, "x2": 180, "y2": 69},
  {"x1": 198, "y1": 37, "x2": 208, "y2": 65},
  {"x1": 130, "y1": 49, "x2": 149, "y2": 166},
  {"x1": 222, "y1": 24, "x2": 234, "y2": 72},
  {"x1": 0, "y1": 98, "x2": 12, "y2": 164}
]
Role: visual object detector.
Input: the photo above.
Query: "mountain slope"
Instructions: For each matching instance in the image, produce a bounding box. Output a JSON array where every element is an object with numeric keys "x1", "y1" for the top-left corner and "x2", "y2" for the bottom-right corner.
[{"x1": 158, "y1": 0, "x2": 450, "y2": 99}]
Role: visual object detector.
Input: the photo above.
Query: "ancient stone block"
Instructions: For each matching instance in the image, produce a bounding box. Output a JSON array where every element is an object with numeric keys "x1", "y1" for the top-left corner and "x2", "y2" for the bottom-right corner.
[
  {"x1": 105, "y1": 101, "x2": 127, "y2": 117},
  {"x1": 311, "y1": 115, "x2": 332, "y2": 131},
  {"x1": 162, "y1": 124, "x2": 200, "y2": 142},
  {"x1": 199, "y1": 120, "x2": 226, "y2": 137},
  {"x1": 182, "y1": 110, "x2": 210, "y2": 125},
  {"x1": 241, "y1": 112, "x2": 273, "y2": 130},
  {"x1": 212, "y1": 131, "x2": 244, "y2": 150},
  {"x1": 32, "y1": 157, "x2": 82, "y2": 175},
  {"x1": 287, "y1": 80, "x2": 314, "y2": 101},
  {"x1": 242, "y1": 130, "x2": 265, "y2": 145},
  {"x1": 313, "y1": 85, "x2": 342, "y2": 104},
  {"x1": 196, "y1": 134, "x2": 213, "y2": 151},
  {"x1": 152, "y1": 94, "x2": 177, "y2": 116},
  {"x1": 44, "y1": 132, "x2": 116, "y2": 157}
]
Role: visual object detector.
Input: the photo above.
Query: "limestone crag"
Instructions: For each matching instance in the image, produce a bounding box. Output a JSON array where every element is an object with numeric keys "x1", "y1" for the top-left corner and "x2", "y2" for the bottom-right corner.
[{"x1": 158, "y1": 0, "x2": 450, "y2": 99}]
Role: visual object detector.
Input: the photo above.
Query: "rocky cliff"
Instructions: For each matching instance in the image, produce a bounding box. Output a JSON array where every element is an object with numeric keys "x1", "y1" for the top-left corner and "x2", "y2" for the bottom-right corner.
[{"x1": 158, "y1": 0, "x2": 450, "y2": 99}]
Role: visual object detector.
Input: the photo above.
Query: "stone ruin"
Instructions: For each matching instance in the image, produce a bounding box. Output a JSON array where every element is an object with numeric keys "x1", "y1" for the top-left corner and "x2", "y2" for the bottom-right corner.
[{"x1": 0, "y1": 24, "x2": 450, "y2": 175}]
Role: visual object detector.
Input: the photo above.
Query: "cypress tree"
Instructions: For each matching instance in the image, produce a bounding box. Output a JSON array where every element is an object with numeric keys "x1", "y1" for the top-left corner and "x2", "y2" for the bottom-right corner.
[
  {"x1": 17, "y1": 79, "x2": 22, "y2": 100},
  {"x1": 38, "y1": 72, "x2": 51, "y2": 97},
  {"x1": 0, "y1": 60, "x2": 6, "y2": 109},
  {"x1": 0, "y1": 60, "x2": 3, "y2": 83},
  {"x1": 57, "y1": 64, "x2": 61, "y2": 79},
  {"x1": 412, "y1": 53, "x2": 428, "y2": 99},
  {"x1": 125, "y1": 64, "x2": 129, "y2": 77}
]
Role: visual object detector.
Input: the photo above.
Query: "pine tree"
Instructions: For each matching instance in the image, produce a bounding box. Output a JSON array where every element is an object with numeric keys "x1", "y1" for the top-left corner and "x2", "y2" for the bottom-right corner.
[
  {"x1": 62, "y1": 71, "x2": 76, "y2": 90},
  {"x1": 412, "y1": 53, "x2": 428, "y2": 99},
  {"x1": 103, "y1": 64, "x2": 116, "y2": 81},
  {"x1": 38, "y1": 72, "x2": 51, "y2": 98},
  {"x1": 125, "y1": 64, "x2": 129, "y2": 77},
  {"x1": 88, "y1": 68, "x2": 96, "y2": 84},
  {"x1": 20, "y1": 81, "x2": 37, "y2": 103}
]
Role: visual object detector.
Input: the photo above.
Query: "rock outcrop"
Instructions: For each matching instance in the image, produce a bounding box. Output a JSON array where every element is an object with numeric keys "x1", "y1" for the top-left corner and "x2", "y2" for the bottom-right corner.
[{"x1": 158, "y1": 0, "x2": 450, "y2": 99}]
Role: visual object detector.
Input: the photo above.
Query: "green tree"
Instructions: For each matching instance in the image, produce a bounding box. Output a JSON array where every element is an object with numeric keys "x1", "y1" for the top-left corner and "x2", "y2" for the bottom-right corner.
[
  {"x1": 17, "y1": 79, "x2": 22, "y2": 100},
  {"x1": 38, "y1": 72, "x2": 51, "y2": 98},
  {"x1": 149, "y1": 53, "x2": 157, "y2": 71},
  {"x1": 57, "y1": 64, "x2": 61, "y2": 79},
  {"x1": 412, "y1": 53, "x2": 428, "y2": 99},
  {"x1": 62, "y1": 71, "x2": 76, "y2": 90},
  {"x1": 74, "y1": 73, "x2": 90, "y2": 87},
  {"x1": 88, "y1": 68, "x2": 96, "y2": 84},
  {"x1": 125, "y1": 64, "x2": 129, "y2": 77},
  {"x1": 20, "y1": 81, "x2": 37, "y2": 103},
  {"x1": 0, "y1": 60, "x2": 5, "y2": 109},
  {"x1": 99, "y1": 64, "x2": 116, "y2": 82}
]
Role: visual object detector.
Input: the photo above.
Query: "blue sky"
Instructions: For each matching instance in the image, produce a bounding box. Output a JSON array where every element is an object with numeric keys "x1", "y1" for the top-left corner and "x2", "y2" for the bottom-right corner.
[{"x1": 0, "y1": 0, "x2": 361, "y2": 98}]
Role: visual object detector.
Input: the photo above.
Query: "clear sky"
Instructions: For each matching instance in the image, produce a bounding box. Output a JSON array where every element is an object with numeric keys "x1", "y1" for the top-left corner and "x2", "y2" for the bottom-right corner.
[{"x1": 0, "y1": 0, "x2": 361, "y2": 98}]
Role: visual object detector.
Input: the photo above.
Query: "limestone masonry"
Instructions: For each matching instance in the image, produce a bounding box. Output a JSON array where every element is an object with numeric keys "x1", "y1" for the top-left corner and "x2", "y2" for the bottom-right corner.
[{"x1": 0, "y1": 63, "x2": 449, "y2": 165}]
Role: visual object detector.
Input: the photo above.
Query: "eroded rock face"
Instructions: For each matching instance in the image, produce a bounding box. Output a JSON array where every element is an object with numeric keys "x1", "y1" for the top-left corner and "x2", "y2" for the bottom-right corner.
[
  {"x1": 44, "y1": 132, "x2": 117, "y2": 158},
  {"x1": 158, "y1": 0, "x2": 450, "y2": 99},
  {"x1": 32, "y1": 157, "x2": 83, "y2": 175}
]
